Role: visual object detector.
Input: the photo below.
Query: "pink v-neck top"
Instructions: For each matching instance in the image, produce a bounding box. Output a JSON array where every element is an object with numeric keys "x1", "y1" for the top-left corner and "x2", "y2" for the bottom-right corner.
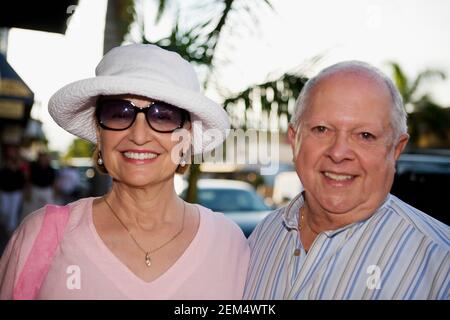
[{"x1": 0, "y1": 197, "x2": 250, "y2": 299}]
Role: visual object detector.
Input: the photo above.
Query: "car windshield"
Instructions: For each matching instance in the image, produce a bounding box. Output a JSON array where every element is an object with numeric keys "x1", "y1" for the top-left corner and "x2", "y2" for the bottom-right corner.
[{"x1": 197, "y1": 188, "x2": 270, "y2": 212}]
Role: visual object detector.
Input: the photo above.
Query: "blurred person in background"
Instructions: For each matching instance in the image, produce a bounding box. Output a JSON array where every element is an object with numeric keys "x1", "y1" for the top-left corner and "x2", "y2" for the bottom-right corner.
[
  {"x1": 0, "y1": 146, "x2": 26, "y2": 235},
  {"x1": 21, "y1": 152, "x2": 56, "y2": 220},
  {"x1": 55, "y1": 164, "x2": 81, "y2": 204}
]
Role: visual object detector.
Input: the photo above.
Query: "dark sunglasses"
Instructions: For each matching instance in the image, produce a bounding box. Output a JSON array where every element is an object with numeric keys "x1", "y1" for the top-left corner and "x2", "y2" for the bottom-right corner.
[{"x1": 95, "y1": 99, "x2": 190, "y2": 133}]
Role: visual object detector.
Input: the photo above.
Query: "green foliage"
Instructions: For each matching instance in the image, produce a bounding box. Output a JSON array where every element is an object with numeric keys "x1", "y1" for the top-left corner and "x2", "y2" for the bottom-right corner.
[
  {"x1": 143, "y1": 0, "x2": 273, "y2": 86},
  {"x1": 155, "y1": 0, "x2": 168, "y2": 23},
  {"x1": 388, "y1": 62, "x2": 449, "y2": 147},
  {"x1": 223, "y1": 74, "x2": 308, "y2": 130},
  {"x1": 144, "y1": 19, "x2": 216, "y2": 65},
  {"x1": 408, "y1": 96, "x2": 450, "y2": 144},
  {"x1": 388, "y1": 62, "x2": 446, "y2": 106},
  {"x1": 112, "y1": 0, "x2": 136, "y2": 42},
  {"x1": 64, "y1": 138, "x2": 95, "y2": 160},
  {"x1": 143, "y1": 0, "x2": 238, "y2": 67}
]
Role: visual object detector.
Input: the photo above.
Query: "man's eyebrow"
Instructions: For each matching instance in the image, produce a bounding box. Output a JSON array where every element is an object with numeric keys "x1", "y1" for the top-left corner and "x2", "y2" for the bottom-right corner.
[{"x1": 352, "y1": 123, "x2": 385, "y2": 130}]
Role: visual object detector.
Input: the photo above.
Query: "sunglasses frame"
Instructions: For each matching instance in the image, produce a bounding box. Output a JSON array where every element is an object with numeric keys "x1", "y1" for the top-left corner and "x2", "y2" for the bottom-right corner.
[{"x1": 95, "y1": 99, "x2": 190, "y2": 133}]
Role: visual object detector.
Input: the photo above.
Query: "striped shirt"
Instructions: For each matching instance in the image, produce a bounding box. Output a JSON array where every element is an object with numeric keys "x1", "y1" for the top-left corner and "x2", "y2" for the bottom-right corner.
[{"x1": 244, "y1": 192, "x2": 450, "y2": 299}]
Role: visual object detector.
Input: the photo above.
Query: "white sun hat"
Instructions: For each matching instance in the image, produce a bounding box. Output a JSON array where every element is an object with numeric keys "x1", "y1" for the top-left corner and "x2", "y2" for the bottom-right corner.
[{"x1": 48, "y1": 43, "x2": 230, "y2": 155}]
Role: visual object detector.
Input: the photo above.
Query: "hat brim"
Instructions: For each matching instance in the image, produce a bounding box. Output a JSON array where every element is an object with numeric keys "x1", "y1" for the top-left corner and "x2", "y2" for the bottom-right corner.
[{"x1": 48, "y1": 76, "x2": 230, "y2": 154}]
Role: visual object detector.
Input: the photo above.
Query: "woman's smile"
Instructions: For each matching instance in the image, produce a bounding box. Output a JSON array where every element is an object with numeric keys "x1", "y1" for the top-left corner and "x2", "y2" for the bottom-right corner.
[{"x1": 120, "y1": 148, "x2": 160, "y2": 164}]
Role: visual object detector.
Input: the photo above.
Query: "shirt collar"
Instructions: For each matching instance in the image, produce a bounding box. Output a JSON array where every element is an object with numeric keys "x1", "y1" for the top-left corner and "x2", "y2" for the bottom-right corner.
[
  {"x1": 282, "y1": 191, "x2": 305, "y2": 231},
  {"x1": 281, "y1": 192, "x2": 393, "y2": 237}
]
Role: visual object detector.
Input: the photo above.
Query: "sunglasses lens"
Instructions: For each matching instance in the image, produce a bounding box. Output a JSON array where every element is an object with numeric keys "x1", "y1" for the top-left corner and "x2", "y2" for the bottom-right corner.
[
  {"x1": 98, "y1": 100, "x2": 135, "y2": 129},
  {"x1": 147, "y1": 102, "x2": 185, "y2": 132}
]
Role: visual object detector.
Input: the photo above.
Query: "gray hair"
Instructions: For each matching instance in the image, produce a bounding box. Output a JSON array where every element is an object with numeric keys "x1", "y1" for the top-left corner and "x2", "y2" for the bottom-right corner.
[{"x1": 290, "y1": 61, "x2": 407, "y2": 144}]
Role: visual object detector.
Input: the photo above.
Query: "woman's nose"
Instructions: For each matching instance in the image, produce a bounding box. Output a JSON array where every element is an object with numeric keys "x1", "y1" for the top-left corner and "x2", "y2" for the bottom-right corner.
[{"x1": 127, "y1": 113, "x2": 154, "y2": 145}]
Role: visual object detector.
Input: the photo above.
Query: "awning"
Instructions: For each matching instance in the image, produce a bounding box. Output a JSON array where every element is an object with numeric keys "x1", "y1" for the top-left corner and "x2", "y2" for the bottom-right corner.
[
  {"x1": 0, "y1": 53, "x2": 34, "y2": 124},
  {"x1": 0, "y1": 1, "x2": 79, "y2": 34}
]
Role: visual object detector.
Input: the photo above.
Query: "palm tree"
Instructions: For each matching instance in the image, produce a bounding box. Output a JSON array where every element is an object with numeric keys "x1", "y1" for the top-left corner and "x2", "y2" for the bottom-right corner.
[
  {"x1": 223, "y1": 73, "x2": 308, "y2": 130},
  {"x1": 103, "y1": 0, "x2": 135, "y2": 54},
  {"x1": 388, "y1": 62, "x2": 449, "y2": 147},
  {"x1": 389, "y1": 62, "x2": 446, "y2": 108},
  {"x1": 408, "y1": 96, "x2": 450, "y2": 148},
  {"x1": 103, "y1": 0, "x2": 314, "y2": 201},
  {"x1": 138, "y1": 0, "x2": 277, "y2": 202}
]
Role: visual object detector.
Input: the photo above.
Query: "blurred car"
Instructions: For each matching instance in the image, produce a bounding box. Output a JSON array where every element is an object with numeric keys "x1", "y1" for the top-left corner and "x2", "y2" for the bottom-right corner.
[
  {"x1": 272, "y1": 171, "x2": 302, "y2": 206},
  {"x1": 181, "y1": 179, "x2": 272, "y2": 237},
  {"x1": 391, "y1": 152, "x2": 450, "y2": 225},
  {"x1": 60, "y1": 157, "x2": 96, "y2": 199}
]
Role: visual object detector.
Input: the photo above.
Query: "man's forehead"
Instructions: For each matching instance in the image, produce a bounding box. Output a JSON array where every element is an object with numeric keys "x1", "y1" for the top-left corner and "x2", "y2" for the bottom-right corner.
[
  {"x1": 307, "y1": 70, "x2": 392, "y2": 107},
  {"x1": 303, "y1": 71, "x2": 393, "y2": 123},
  {"x1": 313, "y1": 69, "x2": 389, "y2": 93}
]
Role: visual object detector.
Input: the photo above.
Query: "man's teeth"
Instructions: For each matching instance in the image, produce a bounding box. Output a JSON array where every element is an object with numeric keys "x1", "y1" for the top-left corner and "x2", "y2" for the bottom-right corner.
[
  {"x1": 123, "y1": 152, "x2": 158, "y2": 160},
  {"x1": 324, "y1": 172, "x2": 353, "y2": 181}
]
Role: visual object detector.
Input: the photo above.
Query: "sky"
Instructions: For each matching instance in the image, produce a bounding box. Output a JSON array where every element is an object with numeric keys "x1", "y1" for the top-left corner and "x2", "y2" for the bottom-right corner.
[{"x1": 5, "y1": 0, "x2": 450, "y2": 153}]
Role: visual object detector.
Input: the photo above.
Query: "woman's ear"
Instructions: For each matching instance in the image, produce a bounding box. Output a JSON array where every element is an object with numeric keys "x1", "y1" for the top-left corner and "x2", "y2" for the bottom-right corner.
[
  {"x1": 95, "y1": 122, "x2": 101, "y2": 149},
  {"x1": 184, "y1": 116, "x2": 192, "y2": 130}
]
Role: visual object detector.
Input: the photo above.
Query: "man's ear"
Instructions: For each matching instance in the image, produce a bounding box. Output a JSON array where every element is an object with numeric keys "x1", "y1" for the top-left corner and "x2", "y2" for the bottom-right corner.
[
  {"x1": 288, "y1": 124, "x2": 301, "y2": 159},
  {"x1": 394, "y1": 133, "x2": 409, "y2": 160},
  {"x1": 288, "y1": 124, "x2": 296, "y2": 150}
]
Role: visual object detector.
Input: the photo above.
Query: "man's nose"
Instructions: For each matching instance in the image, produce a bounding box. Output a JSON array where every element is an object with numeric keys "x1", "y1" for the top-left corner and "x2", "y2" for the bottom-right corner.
[{"x1": 326, "y1": 132, "x2": 355, "y2": 163}]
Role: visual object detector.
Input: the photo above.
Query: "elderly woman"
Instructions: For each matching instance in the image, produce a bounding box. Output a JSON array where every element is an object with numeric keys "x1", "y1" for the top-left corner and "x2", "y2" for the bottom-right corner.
[{"x1": 0, "y1": 44, "x2": 249, "y2": 299}]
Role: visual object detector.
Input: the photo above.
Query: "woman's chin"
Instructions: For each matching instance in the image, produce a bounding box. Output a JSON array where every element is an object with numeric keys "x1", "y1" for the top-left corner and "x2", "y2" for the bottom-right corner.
[{"x1": 114, "y1": 175, "x2": 173, "y2": 189}]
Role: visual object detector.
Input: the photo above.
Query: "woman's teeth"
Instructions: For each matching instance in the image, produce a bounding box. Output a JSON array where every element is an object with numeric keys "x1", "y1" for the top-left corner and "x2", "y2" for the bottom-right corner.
[{"x1": 123, "y1": 152, "x2": 158, "y2": 160}]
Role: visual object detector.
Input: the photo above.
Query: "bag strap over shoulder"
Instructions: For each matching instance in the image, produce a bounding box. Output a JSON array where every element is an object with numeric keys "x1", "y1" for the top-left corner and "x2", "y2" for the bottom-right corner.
[{"x1": 12, "y1": 204, "x2": 70, "y2": 300}]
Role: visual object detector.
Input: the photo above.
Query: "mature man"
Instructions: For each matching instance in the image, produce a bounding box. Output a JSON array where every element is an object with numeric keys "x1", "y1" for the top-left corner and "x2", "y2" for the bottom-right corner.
[{"x1": 244, "y1": 61, "x2": 449, "y2": 299}]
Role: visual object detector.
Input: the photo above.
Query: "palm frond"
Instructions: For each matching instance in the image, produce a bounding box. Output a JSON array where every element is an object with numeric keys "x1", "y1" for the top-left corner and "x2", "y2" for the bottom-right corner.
[
  {"x1": 155, "y1": 0, "x2": 168, "y2": 23},
  {"x1": 223, "y1": 73, "x2": 308, "y2": 130},
  {"x1": 409, "y1": 69, "x2": 446, "y2": 100},
  {"x1": 388, "y1": 61, "x2": 410, "y2": 103}
]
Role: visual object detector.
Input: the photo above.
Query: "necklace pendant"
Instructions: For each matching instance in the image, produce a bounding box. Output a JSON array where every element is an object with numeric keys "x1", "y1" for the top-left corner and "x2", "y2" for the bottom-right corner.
[{"x1": 145, "y1": 252, "x2": 151, "y2": 267}]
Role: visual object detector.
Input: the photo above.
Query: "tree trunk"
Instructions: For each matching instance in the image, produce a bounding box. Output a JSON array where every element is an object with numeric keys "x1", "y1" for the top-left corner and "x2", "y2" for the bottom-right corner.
[
  {"x1": 103, "y1": 0, "x2": 124, "y2": 54},
  {"x1": 185, "y1": 164, "x2": 200, "y2": 203}
]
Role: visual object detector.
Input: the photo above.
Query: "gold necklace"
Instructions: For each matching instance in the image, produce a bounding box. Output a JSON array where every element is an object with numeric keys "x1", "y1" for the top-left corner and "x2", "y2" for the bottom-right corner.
[
  {"x1": 103, "y1": 197, "x2": 186, "y2": 268},
  {"x1": 299, "y1": 206, "x2": 306, "y2": 231},
  {"x1": 298, "y1": 207, "x2": 304, "y2": 230},
  {"x1": 299, "y1": 206, "x2": 320, "y2": 235}
]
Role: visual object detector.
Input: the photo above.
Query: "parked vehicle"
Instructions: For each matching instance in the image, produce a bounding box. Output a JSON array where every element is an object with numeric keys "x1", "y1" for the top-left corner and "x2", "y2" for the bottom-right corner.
[
  {"x1": 391, "y1": 152, "x2": 450, "y2": 225},
  {"x1": 181, "y1": 179, "x2": 272, "y2": 237},
  {"x1": 272, "y1": 171, "x2": 302, "y2": 206}
]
